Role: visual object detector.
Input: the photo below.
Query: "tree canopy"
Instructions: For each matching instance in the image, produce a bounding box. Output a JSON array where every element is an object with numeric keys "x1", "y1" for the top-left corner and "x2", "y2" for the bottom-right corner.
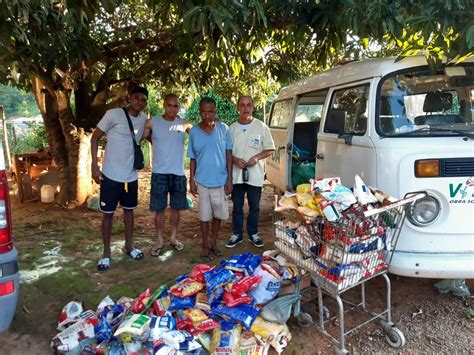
[{"x1": 0, "y1": 0, "x2": 472, "y2": 205}]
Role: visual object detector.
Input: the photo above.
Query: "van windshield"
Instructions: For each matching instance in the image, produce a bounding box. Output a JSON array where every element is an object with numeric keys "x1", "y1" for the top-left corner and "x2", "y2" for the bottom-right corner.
[{"x1": 378, "y1": 65, "x2": 474, "y2": 137}]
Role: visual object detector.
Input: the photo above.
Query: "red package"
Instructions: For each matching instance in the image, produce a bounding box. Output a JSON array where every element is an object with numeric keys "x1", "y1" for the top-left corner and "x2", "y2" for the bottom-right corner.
[
  {"x1": 230, "y1": 275, "x2": 262, "y2": 295},
  {"x1": 153, "y1": 295, "x2": 170, "y2": 316},
  {"x1": 130, "y1": 289, "x2": 151, "y2": 313},
  {"x1": 189, "y1": 318, "x2": 220, "y2": 335},
  {"x1": 189, "y1": 264, "x2": 215, "y2": 283},
  {"x1": 222, "y1": 290, "x2": 252, "y2": 307}
]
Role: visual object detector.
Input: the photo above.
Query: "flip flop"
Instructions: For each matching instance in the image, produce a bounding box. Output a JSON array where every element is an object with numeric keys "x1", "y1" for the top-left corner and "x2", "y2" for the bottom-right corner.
[
  {"x1": 122, "y1": 247, "x2": 144, "y2": 260},
  {"x1": 150, "y1": 246, "x2": 163, "y2": 257},
  {"x1": 170, "y1": 240, "x2": 185, "y2": 252},
  {"x1": 210, "y1": 246, "x2": 223, "y2": 257},
  {"x1": 97, "y1": 257, "x2": 111, "y2": 272}
]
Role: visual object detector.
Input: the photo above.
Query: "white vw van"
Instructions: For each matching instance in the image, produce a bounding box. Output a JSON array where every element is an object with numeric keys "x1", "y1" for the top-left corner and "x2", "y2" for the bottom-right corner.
[{"x1": 266, "y1": 56, "x2": 474, "y2": 278}]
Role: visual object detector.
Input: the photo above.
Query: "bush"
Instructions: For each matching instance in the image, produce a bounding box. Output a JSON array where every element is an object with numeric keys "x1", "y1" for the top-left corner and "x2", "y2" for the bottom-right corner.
[
  {"x1": 185, "y1": 92, "x2": 239, "y2": 125},
  {"x1": 7, "y1": 121, "x2": 47, "y2": 155}
]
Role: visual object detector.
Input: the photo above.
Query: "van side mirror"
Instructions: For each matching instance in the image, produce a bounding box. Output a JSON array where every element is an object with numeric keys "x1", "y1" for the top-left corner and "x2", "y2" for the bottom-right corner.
[{"x1": 325, "y1": 109, "x2": 345, "y2": 135}]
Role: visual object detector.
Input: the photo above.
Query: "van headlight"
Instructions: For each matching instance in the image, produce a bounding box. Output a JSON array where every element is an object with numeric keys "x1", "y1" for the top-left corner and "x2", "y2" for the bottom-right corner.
[{"x1": 407, "y1": 195, "x2": 440, "y2": 226}]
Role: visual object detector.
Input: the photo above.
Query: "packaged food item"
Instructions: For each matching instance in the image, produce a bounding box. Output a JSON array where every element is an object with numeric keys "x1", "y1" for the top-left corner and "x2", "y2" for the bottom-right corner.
[
  {"x1": 371, "y1": 188, "x2": 398, "y2": 206},
  {"x1": 196, "y1": 332, "x2": 212, "y2": 351},
  {"x1": 353, "y1": 175, "x2": 378, "y2": 205},
  {"x1": 154, "y1": 295, "x2": 171, "y2": 316},
  {"x1": 297, "y1": 206, "x2": 321, "y2": 218},
  {"x1": 230, "y1": 275, "x2": 262, "y2": 295},
  {"x1": 204, "y1": 267, "x2": 236, "y2": 294},
  {"x1": 116, "y1": 296, "x2": 134, "y2": 311},
  {"x1": 168, "y1": 295, "x2": 196, "y2": 311},
  {"x1": 221, "y1": 254, "x2": 262, "y2": 276},
  {"x1": 183, "y1": 308, "x2": 208, "y2": 323},
  {"x1": 249, "y1": 265, "x2": 282, "y2": 305},
  {"x1": 195, "y1": 291, "x2": 211, "y2": 311},
  {"x1": 170, "y1": 278, "x2": 205, "y2": 298},
  {"x1": 296, "y1": 183, "x2": 311, "y2": 194},
  {"x1": 213, "y1": 303, "x2": 260, "y2": 330},
  {"x1": 189, "y1": 264, "x2": 215, "y2": 283},
  {"x1": 223, "y1": 290, "x2": 252, "y2": 307},
  {"x1": 211, "y1": 321, "x2": 242, "y2": 354},
  {"x1": 277, "y1": 195, "x2": 298, "y2": 210},
  {"x1": 161, "y1": 330, "x2": 193, "y2": 349},
  {"x1": 130, "y1": 289, "x2": 151, "y2": 313},
  {"x1": 51, "y1": 319, "x2": 95, "y2": 353},
  {"x1": 310, "y1": 177, "x2": 341, "y2": 192},
  {"x1": 95, "y1": 317, "x2": 113, "y2": 343},
  {"x1": 58, "y1": 301, "x2": 84, "y2": 330},
  {"x1": 189, "y1": 318, "x2": 220, "y2": 335},
  {"x1": 153, "y1": 339, "x2": 174, "y2": 354},
  {"x1": 250, "y1": 317, "x2": 292, "y2": 354},
  {"x1": 141, "y1": 285, "x2": 168, "y2": 315},
  {"x1": 96, "y1": 296, "x2": 114, "y2": 313},
  {"x1": 114, "y1": 314, "x2": 151, "y2": 340},
  {"x1": 179, "y1": 338, "x2": 202, "y2": 351}
]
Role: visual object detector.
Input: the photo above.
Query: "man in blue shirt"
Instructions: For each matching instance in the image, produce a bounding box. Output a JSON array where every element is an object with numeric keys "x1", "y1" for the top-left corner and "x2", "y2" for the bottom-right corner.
[{"x1": 188, "y1": 97, "x2": 233, "y2": 261}]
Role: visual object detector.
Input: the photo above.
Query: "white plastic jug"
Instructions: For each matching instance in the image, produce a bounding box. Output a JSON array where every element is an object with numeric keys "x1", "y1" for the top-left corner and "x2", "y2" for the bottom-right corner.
[{"x1": 40, "y1": 184, "x2": 55, "y2": 203}]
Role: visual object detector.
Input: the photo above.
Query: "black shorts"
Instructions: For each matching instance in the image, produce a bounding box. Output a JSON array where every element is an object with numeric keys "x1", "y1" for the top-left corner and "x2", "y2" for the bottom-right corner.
[
  {"x1": 99, "y1": 175, "x2": 138, "y2": 213},
  {"x1": 150, "y1": 173, "x2": 187, "y2": 212}
]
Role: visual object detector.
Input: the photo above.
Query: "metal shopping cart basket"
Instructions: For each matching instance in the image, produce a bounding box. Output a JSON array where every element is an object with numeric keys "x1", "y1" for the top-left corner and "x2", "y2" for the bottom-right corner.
[{"x1": 273, "y1": 192, "x2": 426, "y2": 354}]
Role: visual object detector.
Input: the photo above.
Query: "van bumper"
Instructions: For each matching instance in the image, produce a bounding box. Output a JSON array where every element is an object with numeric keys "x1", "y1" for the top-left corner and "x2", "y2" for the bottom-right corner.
[
  {"x1": 0, "y1": 247, "x2": 19, "y2": 333},
  {"x1": 388, "y1": 251, "x2": 474, "y2": 278}
]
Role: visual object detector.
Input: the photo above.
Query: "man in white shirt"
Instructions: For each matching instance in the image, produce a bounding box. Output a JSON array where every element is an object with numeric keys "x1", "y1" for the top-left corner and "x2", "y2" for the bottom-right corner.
[
  {"x1": 226, "y1": 96, "x2": 275, "y2": 248},
  {"x1": 91, "y1": 87, "x2": 148, "y2": 271}
]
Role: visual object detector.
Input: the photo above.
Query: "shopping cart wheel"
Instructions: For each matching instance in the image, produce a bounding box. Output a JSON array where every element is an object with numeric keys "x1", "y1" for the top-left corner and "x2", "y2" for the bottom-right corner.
[
  {"x1": 297, "y1": 312, "x2": 313, "y2": 327},
  {"x1": 385, "y1": 327, "x2": 406, "y2": 348}
]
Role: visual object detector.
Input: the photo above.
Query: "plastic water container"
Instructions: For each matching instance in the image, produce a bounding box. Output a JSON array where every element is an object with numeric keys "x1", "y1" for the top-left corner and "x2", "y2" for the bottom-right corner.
[{"x1": 40, "y1": 184, "x2": 55, "y2": 203}]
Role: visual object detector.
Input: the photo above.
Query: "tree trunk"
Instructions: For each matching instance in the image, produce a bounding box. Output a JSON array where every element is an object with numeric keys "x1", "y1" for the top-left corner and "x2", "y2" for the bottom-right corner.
[{"x1": 30, "y1": 76, "x2": 94, "y2": 207}]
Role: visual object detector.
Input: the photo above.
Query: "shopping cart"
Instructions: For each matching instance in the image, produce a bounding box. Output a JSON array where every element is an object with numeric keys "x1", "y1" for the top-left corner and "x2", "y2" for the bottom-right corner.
[{"x1": 273, "y1": 192, "x2": 426, "y2": 354}]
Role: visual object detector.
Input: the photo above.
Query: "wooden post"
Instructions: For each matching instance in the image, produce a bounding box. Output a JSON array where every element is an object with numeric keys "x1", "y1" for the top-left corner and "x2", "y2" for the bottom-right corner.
[{"x1": 0, "y1": 105, "x2": 12, "y2": 169}]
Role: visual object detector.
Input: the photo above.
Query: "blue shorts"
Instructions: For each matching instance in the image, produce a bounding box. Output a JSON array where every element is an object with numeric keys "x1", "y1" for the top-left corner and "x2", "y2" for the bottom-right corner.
[
  {"x1": 150, "y1": 173, "x2": 187, "y2": 212},
  {"x1": 99, "y1": 175, "x2": 138, "y2": 213}
]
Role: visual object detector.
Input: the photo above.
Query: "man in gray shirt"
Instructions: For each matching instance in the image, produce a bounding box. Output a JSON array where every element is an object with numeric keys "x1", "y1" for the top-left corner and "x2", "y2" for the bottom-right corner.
[
  {"x1": 143, "y1": 93, "x2": 192, "y2": 257},
  {"x1": 91, "y1": 87, "x2": 148, "y2": 271}
]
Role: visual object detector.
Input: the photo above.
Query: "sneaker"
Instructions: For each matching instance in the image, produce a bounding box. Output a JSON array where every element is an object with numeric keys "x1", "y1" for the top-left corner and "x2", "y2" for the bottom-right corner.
[
  {"x1": 249, "y1": 233, "x2": 264, "y2": 248},
  {"x1": 225, "y1": 234, "x2": 243, "y2": 248}
]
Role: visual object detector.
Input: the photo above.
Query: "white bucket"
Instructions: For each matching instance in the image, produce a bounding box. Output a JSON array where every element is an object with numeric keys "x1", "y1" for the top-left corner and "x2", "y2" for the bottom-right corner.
[{"x1": 40, "y1": 184, "x2": 55, "y2": 203}]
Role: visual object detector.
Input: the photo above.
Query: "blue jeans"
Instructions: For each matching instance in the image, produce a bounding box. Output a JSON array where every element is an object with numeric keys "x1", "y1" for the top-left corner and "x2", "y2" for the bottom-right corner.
[{"x1": 231, "y1": 183, "x2": 262, "y2": 237}]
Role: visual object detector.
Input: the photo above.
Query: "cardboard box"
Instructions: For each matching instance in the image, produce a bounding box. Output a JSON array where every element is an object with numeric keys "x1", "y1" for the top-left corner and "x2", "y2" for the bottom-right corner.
[{"x1": 278, "y1": 273, "x2": 312, "y2": 296}]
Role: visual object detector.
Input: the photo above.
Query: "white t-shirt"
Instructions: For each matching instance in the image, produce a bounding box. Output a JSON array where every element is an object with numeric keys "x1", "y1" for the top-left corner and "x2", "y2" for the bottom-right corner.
[
  {"x1": 97, "y1": 108, "x2": 147, "y2": 182},
  {"x1": 229, "y1": 118, "x2": 275, "y2": 187}
]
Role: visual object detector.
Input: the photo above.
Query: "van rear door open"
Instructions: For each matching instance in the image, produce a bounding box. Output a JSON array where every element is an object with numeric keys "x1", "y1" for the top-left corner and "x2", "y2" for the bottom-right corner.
[{"x1": 266, "y1": 99, "x2": 294, "y2": 193}]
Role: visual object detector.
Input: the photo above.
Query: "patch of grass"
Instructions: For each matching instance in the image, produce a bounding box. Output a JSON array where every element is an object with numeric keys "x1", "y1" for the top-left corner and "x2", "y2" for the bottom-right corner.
[{"x1": 34, "y1": 271, "x2": 95, "y2": 298}]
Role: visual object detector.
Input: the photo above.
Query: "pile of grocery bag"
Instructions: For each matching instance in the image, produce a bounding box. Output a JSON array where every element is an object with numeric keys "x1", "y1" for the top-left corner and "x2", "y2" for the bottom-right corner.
[{"x1": 51, "y1": 252, "x2": 302, "y2": 354}]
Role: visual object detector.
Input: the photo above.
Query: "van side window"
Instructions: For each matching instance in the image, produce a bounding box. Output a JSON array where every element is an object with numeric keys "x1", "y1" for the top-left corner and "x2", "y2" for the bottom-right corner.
[
  {"x1": 325, "y1": 85, "x2": 369, "y2": 135},
  {"x1": 270, "y1": 100, "x2": 293, "y2": 128}
]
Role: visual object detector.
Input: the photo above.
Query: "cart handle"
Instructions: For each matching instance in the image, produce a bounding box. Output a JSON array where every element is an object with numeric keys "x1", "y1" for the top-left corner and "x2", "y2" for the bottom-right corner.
[{"x1": 363, "y1": 191, "x2": 427, "y2": 218}]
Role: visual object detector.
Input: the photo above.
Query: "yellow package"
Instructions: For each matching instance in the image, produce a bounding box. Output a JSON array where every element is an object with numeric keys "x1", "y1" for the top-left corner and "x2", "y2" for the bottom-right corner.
[
  {"x1": 183, "y1": 308, "x2": 208, "y2": 322},
  {"x1": 296, "y1": 184, "x2": 311, "y2": 194},
  {"x1": 297, "y1": 206, "x2": 321, "y2": 217},
  {"x1": 277, "y1": 195, "x2": 298, "y2": 209},
  {"x1": 211, "y1": 323, "x2": 242, "y2": 354},
  {"x1": 250, "y1": 316, "x2": 284, "y2": 342}
]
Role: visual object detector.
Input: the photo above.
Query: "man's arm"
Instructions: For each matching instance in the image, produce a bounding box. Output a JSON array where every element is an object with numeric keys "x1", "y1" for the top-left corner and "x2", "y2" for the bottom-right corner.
[
  {"x1": 91, "y1": 128, "x2": 105, "y2": 184},
  {"x1": 142, "y1": 118, "x2": 153, "y2": 143},
  {"x1": 246, "y1": 149, "x2": 275, "y2": 167},
  {"x1": 189, "y1": 159, "x2": 198, "y2": 197},
  {"x1": 224, "y1": 149, "x2": 233, "y2": 195}
]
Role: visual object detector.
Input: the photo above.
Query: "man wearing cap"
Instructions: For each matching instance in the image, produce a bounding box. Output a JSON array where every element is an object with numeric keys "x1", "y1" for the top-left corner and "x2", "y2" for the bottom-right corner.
[{"x1": 91, "y1": 86, "x2": 149, "y2": 271}]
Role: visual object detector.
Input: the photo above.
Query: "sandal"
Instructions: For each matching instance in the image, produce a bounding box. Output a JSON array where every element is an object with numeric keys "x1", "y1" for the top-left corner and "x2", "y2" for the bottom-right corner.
[
  {"x1": 210, "y1": 246, "x2": 223, "y2": 257},
  {"x1": 97, "y1": 257, "x2": 111, "y2": 272},
  {"x1": 122, "y1": 247, "x2": 144, "y2": 260},
  {"x1": 170, "y1": 240, "x2": 185, "y2": 252},
  {"x1": 150, "y1": 246, "x2": 163, "y2": 257}
]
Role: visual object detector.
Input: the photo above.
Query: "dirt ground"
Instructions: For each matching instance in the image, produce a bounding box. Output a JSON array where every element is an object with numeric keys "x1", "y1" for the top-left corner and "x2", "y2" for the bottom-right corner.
[{"x1": 0, "y1": 170, "x2": 472, "y2": 354}]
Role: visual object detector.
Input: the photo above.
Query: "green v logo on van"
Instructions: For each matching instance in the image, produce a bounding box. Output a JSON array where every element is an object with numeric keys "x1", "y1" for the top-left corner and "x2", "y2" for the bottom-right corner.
[{"x1": 449, "y1": 177, "x2": 474, "y2": 203}]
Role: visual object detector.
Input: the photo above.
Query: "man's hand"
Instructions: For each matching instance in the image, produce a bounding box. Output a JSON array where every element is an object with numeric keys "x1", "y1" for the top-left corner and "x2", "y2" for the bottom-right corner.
[
  {"x1": 233, "y1": 157, "x2": 247, "y2": 169},
  {"x1": 190, "y1": 179, "x2": 198, "y2": 197},
  {"x1": 246, "y1": 156, "x2": 258, "y2": 167},
  {"x1": 224, "y1": 179, "x2": 233, "y2": 195},
  {"x1": 91, "y1": 163, "x2": 102, "y2": 184}
]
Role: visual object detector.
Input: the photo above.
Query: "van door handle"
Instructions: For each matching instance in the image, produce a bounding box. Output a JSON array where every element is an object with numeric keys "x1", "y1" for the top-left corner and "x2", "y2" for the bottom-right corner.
[{"x1": 316, "y1": 153, "x2": 324, "y2": 160}]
